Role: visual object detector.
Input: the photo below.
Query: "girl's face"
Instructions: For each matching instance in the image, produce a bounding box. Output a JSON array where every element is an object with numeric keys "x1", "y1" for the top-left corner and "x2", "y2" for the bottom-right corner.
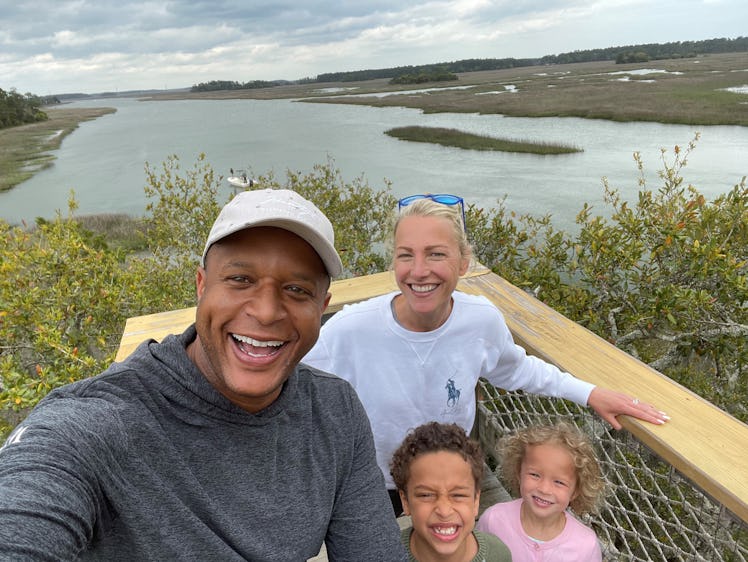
[
  {"x1": 518, "y1": 443, "x2": 579, "y2": 525},
  {"x1": 393, "y1": 215, "x2": 469, "y2": 329}
]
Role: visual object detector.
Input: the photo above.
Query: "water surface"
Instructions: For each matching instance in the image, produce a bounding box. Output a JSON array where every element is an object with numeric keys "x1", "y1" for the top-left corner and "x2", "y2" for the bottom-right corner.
[{"x1": 2, "y1": 97, "x2": 745, "y2": 233}]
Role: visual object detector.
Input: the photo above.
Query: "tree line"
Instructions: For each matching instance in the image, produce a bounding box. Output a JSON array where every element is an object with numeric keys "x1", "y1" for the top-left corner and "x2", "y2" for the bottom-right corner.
[
  {"x1": 190, "y1": 79, "x2": 293, "y2": 92},
  {"x1": 317, "y1": 36, "x2": 747, "y2": 82},
  {"x1": 0, "y1": 88, "x2": 53, "y2": 129},
  {"x1": 389, "y1": 68, "x2": 458, "y2": 85}
]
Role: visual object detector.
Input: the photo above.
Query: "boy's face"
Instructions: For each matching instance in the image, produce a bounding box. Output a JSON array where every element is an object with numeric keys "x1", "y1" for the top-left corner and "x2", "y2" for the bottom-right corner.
[{"x1": 400, "y1": 450, "x2": 480, "y2": 562}]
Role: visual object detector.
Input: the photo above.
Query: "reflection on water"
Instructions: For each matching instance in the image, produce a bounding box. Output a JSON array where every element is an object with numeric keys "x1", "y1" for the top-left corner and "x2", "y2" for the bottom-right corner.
[{"x1": 1, "y1": 97, "x2": 746, "y2": 233}]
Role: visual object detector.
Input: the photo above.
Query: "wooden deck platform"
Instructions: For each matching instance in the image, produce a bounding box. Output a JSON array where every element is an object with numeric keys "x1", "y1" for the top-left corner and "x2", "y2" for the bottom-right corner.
[{"x1": 115, "y1": 263, "x2": 748, "y2": 524}]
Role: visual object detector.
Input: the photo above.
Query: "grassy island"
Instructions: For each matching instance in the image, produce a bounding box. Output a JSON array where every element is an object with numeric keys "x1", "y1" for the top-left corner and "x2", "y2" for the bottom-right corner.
[{"x1": 385, "y1": 126, "x2": 582, "y2": 154}]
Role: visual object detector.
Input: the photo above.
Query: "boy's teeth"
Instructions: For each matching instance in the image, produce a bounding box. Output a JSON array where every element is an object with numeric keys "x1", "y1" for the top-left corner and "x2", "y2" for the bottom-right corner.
[{"x1": 434, "y1": 526, "x2": 457, "y2": 535}]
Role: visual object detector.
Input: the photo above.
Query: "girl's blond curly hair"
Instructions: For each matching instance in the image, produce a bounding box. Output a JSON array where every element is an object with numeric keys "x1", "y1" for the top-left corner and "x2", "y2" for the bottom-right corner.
[{"x1": 499, "y1": 422, "x2": 606, "y2": 515}]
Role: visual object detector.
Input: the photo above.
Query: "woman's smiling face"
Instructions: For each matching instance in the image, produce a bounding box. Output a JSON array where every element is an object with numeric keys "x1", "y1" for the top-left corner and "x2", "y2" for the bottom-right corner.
[{"x1": 393, "y1": 215, "x2": 469, "y2": 330}]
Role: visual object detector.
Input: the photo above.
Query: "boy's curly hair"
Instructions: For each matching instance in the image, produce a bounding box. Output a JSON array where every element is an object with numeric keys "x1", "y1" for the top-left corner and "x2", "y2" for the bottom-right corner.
[
  {"x1": 390, "y1": 421, "x2": 484, "y2": 493},
  {"x1": 500, "y1": 422, "x2": 605, "y2": 515}
]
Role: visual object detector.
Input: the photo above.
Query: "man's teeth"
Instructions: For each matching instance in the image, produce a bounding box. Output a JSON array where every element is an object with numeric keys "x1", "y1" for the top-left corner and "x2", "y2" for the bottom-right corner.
[
  {"x1": 232, "y1": 334, "x2": 283, "y2": 347},
  {"x1": 433, "y1": 526, "x2": 457, "y2": 535},
  {"x1": 412, "y1": 284, "x2": 437, "y2": 293}
]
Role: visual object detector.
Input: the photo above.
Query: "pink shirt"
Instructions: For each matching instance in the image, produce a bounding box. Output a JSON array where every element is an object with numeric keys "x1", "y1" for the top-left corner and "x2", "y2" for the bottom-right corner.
[{"x1": 477, "y1": 499, "x2": 602, "y2": 562}]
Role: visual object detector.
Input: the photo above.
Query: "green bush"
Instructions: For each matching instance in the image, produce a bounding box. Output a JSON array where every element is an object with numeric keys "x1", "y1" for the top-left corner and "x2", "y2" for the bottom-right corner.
[
  {"x1": 0, "y1": 195, "x2": 130, "y2": 432},
  {"x1": 1, "y1": 139, "x2": 746, "y2": 439},
  {"x1": 468, "y1": 135, "x2": 747, "y2": 421}
]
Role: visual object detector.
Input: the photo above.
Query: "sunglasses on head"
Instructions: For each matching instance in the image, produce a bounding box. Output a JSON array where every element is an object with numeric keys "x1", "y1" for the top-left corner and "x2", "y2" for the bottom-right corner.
[{"x1": 397, "y1": 193, "x2": 466, "y2": 231}]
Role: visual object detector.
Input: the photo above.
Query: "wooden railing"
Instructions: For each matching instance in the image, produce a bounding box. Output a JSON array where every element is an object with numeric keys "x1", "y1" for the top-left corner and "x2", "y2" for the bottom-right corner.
[{"x1": 116, "y1": 263, "x2": 748, "y2": 528}]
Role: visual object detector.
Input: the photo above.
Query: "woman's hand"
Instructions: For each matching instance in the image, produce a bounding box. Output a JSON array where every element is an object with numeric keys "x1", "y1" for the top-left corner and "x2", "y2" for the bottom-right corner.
[{"x1": 587, "y1": 387, "x2": 670, "y2": 430}]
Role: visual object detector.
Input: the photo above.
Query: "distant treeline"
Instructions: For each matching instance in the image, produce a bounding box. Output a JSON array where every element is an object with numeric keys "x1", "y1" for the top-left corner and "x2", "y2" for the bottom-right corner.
[
  {"x1": 190, "y1": 79, "x2": 293, "y2": 92},
  {"x1": 0, "y1": 88, "x2": 57, "y2": 129},
  {"x1": 318, "y1": 36, "x2": 748, "y2": 82},
  {"x1": 136, "y1": 36, "x2": 748, "y2": 95}
]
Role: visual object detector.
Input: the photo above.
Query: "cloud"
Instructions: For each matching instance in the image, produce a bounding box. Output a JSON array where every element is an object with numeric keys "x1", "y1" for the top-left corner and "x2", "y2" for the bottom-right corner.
[{"x1": 1, "y1": 0, "x2": 745, "y2": 94}]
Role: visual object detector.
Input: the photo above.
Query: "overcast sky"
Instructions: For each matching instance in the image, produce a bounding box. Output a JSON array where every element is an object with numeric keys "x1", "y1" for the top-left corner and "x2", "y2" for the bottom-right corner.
[{"x1": 2, "y1": 0, "x2": 746, "y2": 95}]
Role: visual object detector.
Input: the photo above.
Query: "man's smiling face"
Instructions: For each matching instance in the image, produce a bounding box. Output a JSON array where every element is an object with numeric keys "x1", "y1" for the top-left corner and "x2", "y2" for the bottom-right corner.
[{"x1": 189, "y1": 226, "x2": 330, "y2": 413}]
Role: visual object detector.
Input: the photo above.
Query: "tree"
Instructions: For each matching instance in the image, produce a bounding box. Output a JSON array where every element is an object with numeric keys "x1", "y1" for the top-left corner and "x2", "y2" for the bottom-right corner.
[
  {"x1": 571, "y1": 137, "x2": 747, "y2": 415},
  {"x1": 0, "y1": 195, "x2": 131, "y2": 433},
  {"x1": 469, "y1": 135, "x2": 747, "y2": 420},
  {"x1": 0, "y1": 88, "x2": 48, "y2": 129}
]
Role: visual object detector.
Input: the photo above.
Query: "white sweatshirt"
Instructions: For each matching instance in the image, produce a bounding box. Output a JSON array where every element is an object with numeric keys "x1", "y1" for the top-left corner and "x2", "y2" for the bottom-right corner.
[{"x1": 303, "y1": 291, "x2": 594, "y2": 488}]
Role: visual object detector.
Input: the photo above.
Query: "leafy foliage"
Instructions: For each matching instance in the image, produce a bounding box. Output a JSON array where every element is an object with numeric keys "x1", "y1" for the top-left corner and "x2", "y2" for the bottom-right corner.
[
  {"x1": 469, "y1": 135, "x2": 747, "y2": 420},
  {"x1": 138, "y1": 152, "x2": 224, "y2": 309},
  {"x1": 571, "y1": 138, "x2": 747, "y2": 415},
  {"x1": 1, "y1": 140, "x2": 745, "y2": 439},
  {"x1": 0, "y1": 88, "x2": 48, "y2": 129},
  {"x1": 252, "y1": 159, "x2": 397, "y2": 277},
  {"x1": 0, "y1": 196, "x2": 130, "y2": 434}
]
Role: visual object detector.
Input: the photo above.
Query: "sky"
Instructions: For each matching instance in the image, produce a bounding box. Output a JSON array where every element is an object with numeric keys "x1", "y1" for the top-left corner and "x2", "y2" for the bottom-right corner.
[{"x1": 1, "y1": 0, "x2": 746, "y2": 96}]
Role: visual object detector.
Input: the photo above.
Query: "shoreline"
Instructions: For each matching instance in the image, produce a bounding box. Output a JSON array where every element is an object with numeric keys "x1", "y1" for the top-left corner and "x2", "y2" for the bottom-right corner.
[{"x1": 0, "y1": 107, "x2": 115, "y2": 193}]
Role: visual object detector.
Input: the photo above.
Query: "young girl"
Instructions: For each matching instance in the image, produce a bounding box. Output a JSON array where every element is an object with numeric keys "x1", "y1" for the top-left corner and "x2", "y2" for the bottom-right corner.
[{"x1": 477, "y1": 422, "x2": 606, "y2": 560}]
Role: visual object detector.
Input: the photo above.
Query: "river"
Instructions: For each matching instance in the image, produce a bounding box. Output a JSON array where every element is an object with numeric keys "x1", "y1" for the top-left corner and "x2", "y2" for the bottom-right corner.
[{"x1": 1, "y1": 96, "x2": 746, "y2": 232}]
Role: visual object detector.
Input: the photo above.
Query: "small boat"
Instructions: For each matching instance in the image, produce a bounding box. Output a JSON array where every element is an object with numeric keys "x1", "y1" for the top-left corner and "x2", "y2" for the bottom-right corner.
[{"x1": 227, "y1": 169, "x2": 255, "y2": 189}]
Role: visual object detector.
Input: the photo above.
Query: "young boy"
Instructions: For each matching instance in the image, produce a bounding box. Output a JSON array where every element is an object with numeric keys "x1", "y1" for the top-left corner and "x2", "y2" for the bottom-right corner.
[{"x1": 390, "y1": 422, "x2": 512, "y2": 562}]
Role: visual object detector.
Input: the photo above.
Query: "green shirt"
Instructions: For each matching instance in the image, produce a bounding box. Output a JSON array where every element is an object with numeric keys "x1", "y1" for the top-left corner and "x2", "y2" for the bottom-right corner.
[{"x1": 401, "y1": 526, "x2": 512, "y2": 561}]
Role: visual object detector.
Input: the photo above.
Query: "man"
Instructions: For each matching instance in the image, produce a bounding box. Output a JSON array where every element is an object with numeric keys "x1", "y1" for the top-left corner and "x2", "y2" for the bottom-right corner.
[{"x1": 0, "y1": 189, "x2": 406, "y2": 561}]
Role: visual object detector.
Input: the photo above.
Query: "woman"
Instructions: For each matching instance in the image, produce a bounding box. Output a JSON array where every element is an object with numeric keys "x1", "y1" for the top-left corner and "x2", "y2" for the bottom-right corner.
[{"x1": 303, "y1": 194, "x2": 668, "y2": 513}]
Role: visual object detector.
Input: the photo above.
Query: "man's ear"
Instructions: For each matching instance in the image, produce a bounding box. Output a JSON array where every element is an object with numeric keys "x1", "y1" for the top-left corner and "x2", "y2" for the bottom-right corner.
[{"x1": 196, "y1": 267, "x2": 206, "y2": 301}]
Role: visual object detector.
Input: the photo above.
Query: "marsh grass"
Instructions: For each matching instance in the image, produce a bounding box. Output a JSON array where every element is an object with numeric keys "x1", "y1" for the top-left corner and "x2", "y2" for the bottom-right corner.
[
  {"x1": 75, "y1": 213, "x2": 149, "y2": 252},
  {"x1": 12, "y1": 213, "x2": 149, "y2": 252},
  {"x1": 0, "y1": 107, "x2": 115, "y2": 192},
  {"x1": 385, "y1": 126, "x2": 581, "y2": 154},
  {"x1": 298, "y1": 53, "x2": 748, "y2": 126}
]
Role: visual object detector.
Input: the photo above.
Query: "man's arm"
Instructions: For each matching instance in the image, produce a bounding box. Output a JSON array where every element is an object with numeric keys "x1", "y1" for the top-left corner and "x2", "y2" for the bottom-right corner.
[
  {"x1": 323, "y1": 391, "x2": 407, "y2": 562},
  {"x1": 0, "y1": 402, "x2": 115, "y2": 560}
]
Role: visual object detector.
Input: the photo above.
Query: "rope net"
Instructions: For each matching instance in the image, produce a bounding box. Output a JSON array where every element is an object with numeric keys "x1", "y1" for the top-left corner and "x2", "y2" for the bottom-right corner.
[{"x1": 476, "y1": 380, "x2": 748, "y2": 562}]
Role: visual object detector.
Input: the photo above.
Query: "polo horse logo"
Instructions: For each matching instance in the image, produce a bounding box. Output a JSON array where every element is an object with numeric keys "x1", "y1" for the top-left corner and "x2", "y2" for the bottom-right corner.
[{"x1": 445, "y1": 378, "x2": 461, "y2": 407}]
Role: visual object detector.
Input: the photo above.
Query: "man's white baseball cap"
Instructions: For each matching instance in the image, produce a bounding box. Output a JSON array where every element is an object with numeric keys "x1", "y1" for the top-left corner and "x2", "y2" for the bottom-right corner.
[{"x1": 201, "y1": 189, "x2": 343, "y2": 278}]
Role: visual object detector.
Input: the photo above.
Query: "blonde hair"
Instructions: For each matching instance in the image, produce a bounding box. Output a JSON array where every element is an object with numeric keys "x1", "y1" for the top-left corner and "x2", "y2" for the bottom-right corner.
[
  {"x1": 393, "y1": 198, "x2": 472, "y2": 261},
  {"x1": 499, "y1": 422, "x2": 605, "y2": 515}
]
